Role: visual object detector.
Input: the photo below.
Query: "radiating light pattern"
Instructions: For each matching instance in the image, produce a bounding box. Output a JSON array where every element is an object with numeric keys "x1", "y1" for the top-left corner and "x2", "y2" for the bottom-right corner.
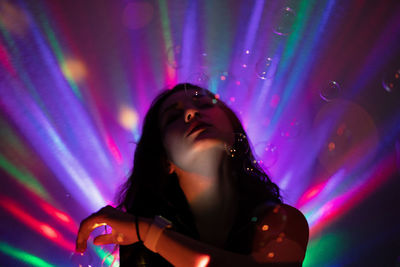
[{"x1": 0, "y1": 0, "x2": 400, "y2": 266}]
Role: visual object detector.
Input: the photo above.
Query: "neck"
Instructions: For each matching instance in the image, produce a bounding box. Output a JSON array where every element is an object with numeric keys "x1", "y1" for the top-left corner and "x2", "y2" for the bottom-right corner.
[{"x1": 174, "y1": 153, "x2": 235, "y2": 222}]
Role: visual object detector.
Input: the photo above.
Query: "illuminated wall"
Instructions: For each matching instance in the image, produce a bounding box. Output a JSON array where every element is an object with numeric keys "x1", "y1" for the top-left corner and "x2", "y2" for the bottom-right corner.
[{"x1": 1, "y1": 0, "x2": 399, "y2": 266}]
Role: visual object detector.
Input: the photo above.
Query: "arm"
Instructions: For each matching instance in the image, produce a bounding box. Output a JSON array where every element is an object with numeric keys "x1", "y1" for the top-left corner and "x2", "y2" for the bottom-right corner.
[
  {"x1": 154, "y1": 203, "x2": 308, "y2": 266},
  {"x1": 76, "y1": 204, "x2": 309, "y2": 267}
]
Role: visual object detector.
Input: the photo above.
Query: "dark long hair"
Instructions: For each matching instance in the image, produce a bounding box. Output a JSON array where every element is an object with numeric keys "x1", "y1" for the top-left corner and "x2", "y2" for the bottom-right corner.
[{"x1": 117, "y1": 83, "x2": 282, "y2": 219}]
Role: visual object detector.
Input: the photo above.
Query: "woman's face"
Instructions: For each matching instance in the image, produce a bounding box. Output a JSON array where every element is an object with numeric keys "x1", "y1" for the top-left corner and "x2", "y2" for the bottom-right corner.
[{"x1": 159, "y1": 89, "x2": 235, "y2": 171}]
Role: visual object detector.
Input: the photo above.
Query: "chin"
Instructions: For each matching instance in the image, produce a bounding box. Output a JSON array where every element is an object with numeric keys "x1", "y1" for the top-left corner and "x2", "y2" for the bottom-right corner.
[{"x1": 191, "y1": 138, "x2": 226, "y2": 153}]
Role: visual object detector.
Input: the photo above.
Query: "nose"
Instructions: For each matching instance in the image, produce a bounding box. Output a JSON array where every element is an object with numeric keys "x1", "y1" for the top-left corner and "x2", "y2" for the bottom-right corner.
[{"x1": 184, "y1": 108, "x2": 200, "y2": 123}]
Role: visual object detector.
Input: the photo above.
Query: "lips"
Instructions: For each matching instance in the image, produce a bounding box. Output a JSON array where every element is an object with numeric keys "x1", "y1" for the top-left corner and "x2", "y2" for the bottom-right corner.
[{"x1": 186, "y1": 121, "x2": 213, "y2": 137}]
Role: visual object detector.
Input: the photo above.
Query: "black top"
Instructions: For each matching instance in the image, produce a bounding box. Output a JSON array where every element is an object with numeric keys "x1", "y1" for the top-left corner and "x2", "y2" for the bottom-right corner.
[{"x1": 119, "y1": 201, "x2": 280, "y2": 266}]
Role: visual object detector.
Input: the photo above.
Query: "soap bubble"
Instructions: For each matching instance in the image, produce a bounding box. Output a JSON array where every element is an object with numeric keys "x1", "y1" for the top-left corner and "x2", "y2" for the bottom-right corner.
[
  {"x1": 280, "y1": 118, "x2": 302, "y2": 139},
  {"x1": 187, "y1": 72, "x2": 209, "y2": 88},
  {"x1": 273, "y1": 7, "x2": 296, "y2": 36},
  {"x1": 382, "y1": 68, "x2": 400, "y2": 93},
  {"x1": 70, "y1": 251, "x2": 93, "y2": 267},
  {"x1": 255, "y1": 57, "x2": 273, "y2": 79},
  {"x1": 255, "y1": 142, "x2": 279, "y2": 168},
  {"x1": 320, "y1": 81, "x2": 341, "y2": 102},
  {"x1": 167, "y1": 45, "x2": 182, "y2": 68},
  {"x1": 241, "y1": 50, "x2": 251, "y2": 69},
  {"x1": 213, "y1": 71, "x2": 248, "y2": 100}
]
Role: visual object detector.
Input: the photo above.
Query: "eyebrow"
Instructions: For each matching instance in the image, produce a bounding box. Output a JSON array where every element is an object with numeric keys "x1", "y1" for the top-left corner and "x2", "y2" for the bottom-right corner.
[
  {"x1": 162, "y1": 102, "x2": 180, "y2": 114},
  {"x1": 161, "y1": 94, "x2": 210, "y2": 114}
]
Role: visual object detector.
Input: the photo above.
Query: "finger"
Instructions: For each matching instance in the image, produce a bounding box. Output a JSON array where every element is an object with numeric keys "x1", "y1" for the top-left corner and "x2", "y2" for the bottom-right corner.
[
  {"x1": 76, "y1": 215, "x2": 109, "y2": 252},
  {"x1": 93, "y1": 233, "x2": 115, "y2": 246}
]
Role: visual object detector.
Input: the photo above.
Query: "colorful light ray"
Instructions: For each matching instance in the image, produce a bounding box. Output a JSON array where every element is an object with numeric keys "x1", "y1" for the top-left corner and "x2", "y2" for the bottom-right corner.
[
  {"x1": 0, "y1": 196, "x2": 75, "y2": 251},
  {"x1": 0, "y1": 153, "x2": 51, "y2": 201},
  {"x1": 0, "y1": 1, "x2": 399, "y2": 266},
  {"x1": 303, "y1": 151, "x2": 398, "y2": 237},
  {"x1": 0, "y1": 241, "x2": 56, "y2": 267}
]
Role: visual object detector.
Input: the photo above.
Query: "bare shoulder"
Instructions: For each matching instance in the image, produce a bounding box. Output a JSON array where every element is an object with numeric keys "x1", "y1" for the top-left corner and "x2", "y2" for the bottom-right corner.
[{"x1": 250, "y1": 202, "x2": 309, "y2": 264}]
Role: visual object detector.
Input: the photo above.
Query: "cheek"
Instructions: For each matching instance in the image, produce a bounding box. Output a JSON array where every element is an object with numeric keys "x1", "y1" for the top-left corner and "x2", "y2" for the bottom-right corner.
[
  {"x1": 213, "y1": 111, "x2": 235, "y2": 144},
  {"x1": 162, "y1": 127, "x2": 186, "y2": 162}
]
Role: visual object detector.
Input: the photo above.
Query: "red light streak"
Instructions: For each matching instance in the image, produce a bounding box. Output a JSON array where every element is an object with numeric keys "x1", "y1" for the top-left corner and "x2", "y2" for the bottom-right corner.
[
  {"x1": 0, "y1": 42, "x2": 16, "y2": 76},
  {"x1": 0, "y1": 196, "x2": 75, "y2": 251},
  {"x1": 297, "y1": 181, "x2": 327, "y2": 208},
  {"x1": 309, "y1": 152, "x2": 397, "y2": 238}
]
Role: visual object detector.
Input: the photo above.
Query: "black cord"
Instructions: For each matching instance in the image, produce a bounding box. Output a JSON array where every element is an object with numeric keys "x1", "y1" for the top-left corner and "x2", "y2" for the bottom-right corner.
[{"x1": 135, "y1": 215, "x2": 143, "y2": 243}]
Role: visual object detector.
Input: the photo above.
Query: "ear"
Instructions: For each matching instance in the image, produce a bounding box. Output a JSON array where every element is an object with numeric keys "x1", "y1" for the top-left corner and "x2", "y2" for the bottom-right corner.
[{"x1": 167, "y1": 161, "x2": 177, "y2": 174}]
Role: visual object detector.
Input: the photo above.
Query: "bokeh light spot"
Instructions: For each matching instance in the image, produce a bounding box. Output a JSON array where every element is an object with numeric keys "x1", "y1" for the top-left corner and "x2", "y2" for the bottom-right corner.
[
  {"x1": 61, "y1": 58, "x2": 87, "y2": 83},
  {"x1": 118, "y1": 105, "x2": 139, "y2": 130},
  {"x1": 382, "y1": 68, "x2": 400, "y2": 93},
  {"x1": 0, "y1": 1, "x2": 29, "y2": 36},
  {"x1": 70, "y1": 251, "x2": 93, "y2": 267},
  {"x1": 328, "y1": 142, "x2": 335, "y2": 152},
  {"x1": 270, "y1": 94, "x2": 280, "y2": 108}
]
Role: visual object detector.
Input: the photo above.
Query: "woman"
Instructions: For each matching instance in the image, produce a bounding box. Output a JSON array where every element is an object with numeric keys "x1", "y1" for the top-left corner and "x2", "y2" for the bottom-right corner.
[{"x1": 76, "y1": 83, "x2": 309, "y2": 266}]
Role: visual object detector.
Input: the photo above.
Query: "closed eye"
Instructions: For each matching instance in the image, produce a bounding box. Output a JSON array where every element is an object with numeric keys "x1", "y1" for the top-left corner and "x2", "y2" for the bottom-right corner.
[{"x1": 165, "y1": 112, "x2": 182, "y2": 126}]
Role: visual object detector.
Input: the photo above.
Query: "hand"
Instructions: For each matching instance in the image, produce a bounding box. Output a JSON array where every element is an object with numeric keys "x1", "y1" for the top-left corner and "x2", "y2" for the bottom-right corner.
[{"x1": 75, "y1": 205, "x2": 139, "y2": 253}]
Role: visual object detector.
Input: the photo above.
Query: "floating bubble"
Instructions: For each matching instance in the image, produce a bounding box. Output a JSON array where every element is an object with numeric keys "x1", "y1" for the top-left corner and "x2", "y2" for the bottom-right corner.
[
  {"x1": 241, "y1": 50, "x2": 252, "y2": 69},
  {"x1": 255, "y1": 57, "x2": 273, "y2": 79},
  {"x1": 213, "y1": 71, "x2": 248, "y2": 100},
  {"x1": 313, "y1": 100, "x2": 378, "y2": 173},
  {"x1": 167, "y1": 45, "x2": 182, "y2": 68},
  {"x1": 65, "y1": 193, "x2": 71, "y2": 199},
  {"x1": 255, "y1": 142, "x2": 278, "y2": 168},
  {"x1": 70, "y1": 251, "x2": 93, "y2": 267},
  {"x1": 198, "y1": 52, "x2": 208, "y2": 68},
  {"x1": 382, "y1": 68, "x2": 400, "y2": 93},
  {"x1": 320, "y1": 81, "x2": 341, "y2": 102},
  {"x1": 280, "y1": 118, "x2": 302, "y2": 139},
  {"x1": 273, "y1": 7, "x2": 296, "y2": 36},
  {"x1": 187, "y1": 72, "x2": 209, "y2": 88}
]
